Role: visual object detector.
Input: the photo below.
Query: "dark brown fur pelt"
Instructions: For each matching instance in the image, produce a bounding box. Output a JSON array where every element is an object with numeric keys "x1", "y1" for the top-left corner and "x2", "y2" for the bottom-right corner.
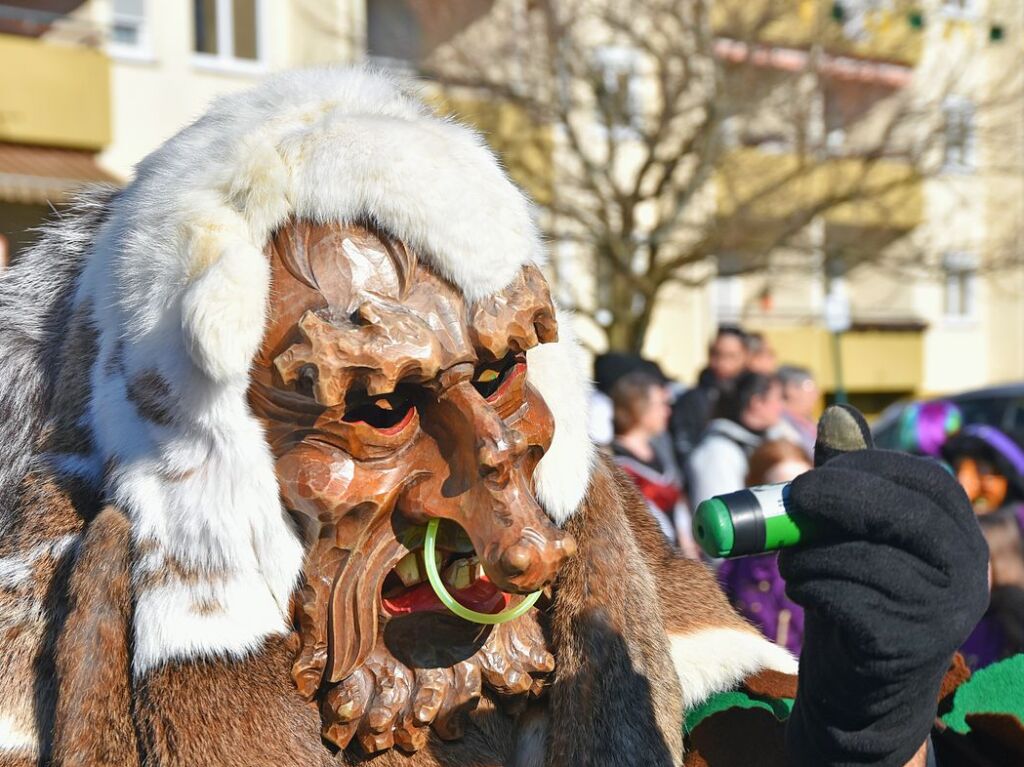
[
  {"x1": 51, "y1": 507, "x2": 138, "y2": 767},
  {"x1": 611, "y1": 467, "x2": 751, "y2": 637},
  {"x1": 35, "y1": 454, "x2": 747, "y2": 767},
  {"x1": 0, "y1": 752, "x2": 36, "y2": 767},
  {"x1": 545, "y1": 455, "x2": 684, "y2": 766},
  {"x1": 133, "y1": 635, "x2": 334, "y2": 767},
  {"x1": 741, "y1": 669, "x2": 797, "y2": 701}
]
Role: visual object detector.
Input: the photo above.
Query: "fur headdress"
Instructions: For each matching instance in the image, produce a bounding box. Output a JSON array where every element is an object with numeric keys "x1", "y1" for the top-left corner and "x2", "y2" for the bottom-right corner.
[{"x1": 0, "y1": 68, "x2": 594, "y2": 683}]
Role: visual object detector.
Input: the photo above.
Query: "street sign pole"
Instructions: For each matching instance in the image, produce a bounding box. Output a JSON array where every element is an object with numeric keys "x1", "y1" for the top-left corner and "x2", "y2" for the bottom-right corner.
[
  {"x1": 824, "y1": 283, "x2": 850, "y2": 406},
  {"x1": 830, "y1": 329, "x2": 847, "y2": 405}
]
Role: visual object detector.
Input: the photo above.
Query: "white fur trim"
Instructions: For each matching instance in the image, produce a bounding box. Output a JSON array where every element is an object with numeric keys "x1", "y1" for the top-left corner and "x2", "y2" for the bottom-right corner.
[
  {"x1": 180, "y1": 236, "x2": 270, "y2": 383},
  {"x1": 528, "y1": 310, "x2": 596, "y2": 525},
  {"x1": 669, "y1": 628, "x2": 798, "y2": 710},
  {"x1": 83, "y1": 302, "x2": 302, "y2": 672},
  {"x1": 0, "y1": 714, "x2": 36, "y2": 756},
  {"x1": 100, "y1": 390, "x2": 302, "y2": 675},
  {"x1": 132, "y1": 574, "x2": 293, "y2": 675}
]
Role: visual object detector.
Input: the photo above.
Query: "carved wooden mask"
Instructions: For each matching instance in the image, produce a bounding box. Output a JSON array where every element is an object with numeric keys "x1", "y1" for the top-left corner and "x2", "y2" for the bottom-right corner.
[{"x1": 248, "y1": 221, "x2": 575, "y2": 713}]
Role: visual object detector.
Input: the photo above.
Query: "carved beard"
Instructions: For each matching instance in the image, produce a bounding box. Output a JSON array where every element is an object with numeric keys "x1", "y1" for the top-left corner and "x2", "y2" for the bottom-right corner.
[{"x1": 248, "y1": 220, "x2": 574, "y2": 755}]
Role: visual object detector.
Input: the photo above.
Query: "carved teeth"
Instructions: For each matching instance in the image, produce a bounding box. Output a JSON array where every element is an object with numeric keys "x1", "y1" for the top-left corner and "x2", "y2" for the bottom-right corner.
[
  {"x1": 393, "y1": 548, "x2": 444, "y2": 589},
  {"x1": 442, "y1": 555, "x2": 482, "y2": 590},
  {"x1": 443, "y1": 558, "x2": 473, "y2": 590},
  {"x1": 393, "y1": 550, "x2": 422, "y2": 587}
]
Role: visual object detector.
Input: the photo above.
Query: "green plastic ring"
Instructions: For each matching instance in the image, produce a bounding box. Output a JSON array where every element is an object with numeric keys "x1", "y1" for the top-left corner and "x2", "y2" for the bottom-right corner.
[{"x1": 423, "y1": 518, "x2": 541, "y2": 625}]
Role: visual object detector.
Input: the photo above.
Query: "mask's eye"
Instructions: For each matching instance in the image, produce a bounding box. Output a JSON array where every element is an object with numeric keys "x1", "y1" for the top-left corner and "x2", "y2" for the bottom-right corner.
[
  {"x1": 342, "y1": 387, "x2": 417, "y2": 432},
  {"x1": 473, "y1": 353, "x2": 525, "y2": 400}
]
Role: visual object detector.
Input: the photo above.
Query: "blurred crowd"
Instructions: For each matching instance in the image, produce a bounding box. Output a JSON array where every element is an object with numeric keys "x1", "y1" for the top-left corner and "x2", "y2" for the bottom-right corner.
[{"x1": 590, "y1": 326, "x2": 1024, "y2": 669}]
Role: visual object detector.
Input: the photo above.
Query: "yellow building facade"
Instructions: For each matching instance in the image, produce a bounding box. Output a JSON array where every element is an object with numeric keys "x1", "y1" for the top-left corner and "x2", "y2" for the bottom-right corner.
[
  {"x1": 0, "y1": 5, "x2": 115, "y2": 264},
  {"x1": 95, "y1": 0, "x2": 365, "y2": 179}
]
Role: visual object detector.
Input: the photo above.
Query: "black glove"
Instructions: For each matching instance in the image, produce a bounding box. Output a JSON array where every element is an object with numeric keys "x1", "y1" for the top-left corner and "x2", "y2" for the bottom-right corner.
[{"x1": 780, "y1": 405, "x2": 989, "y2": 767}]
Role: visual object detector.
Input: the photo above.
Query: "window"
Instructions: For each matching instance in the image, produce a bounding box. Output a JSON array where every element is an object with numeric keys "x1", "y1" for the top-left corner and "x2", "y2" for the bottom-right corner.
[
  {"x1": 942, "y1": 97, "x2": 976, "y2": 171},
  {"x1": 825, "y1": 128, "x2": 847, "y2": 154},
  {"x1": 714, "y1": 254, "x2": 745, "y2": 323},
  {"x1": 943, "y1": 252, "x2": 977, "y2": 320},
  {"x1": 593, "y1": 46, "x2": 643, "y2": 135},
  {"x1": 718, "y1": 116, "x2": 792, "y2": 153},
  {"x1": 193, "y1": 0, "x2": 262, "y2": 66},
  {"x1": 832, "y1": 0, "x2": 891, "y2": 40},
  {"x1": 109, "y1": 0, "x2": 148, "y2": 55},
  {"x1": 366, "y1": 0, "x2": 422, "y2": 66}
]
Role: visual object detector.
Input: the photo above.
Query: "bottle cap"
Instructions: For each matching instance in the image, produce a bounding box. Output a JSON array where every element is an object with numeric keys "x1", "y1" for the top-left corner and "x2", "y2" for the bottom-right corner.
[{"x1": 694, "y1": 497, "x2": 736, "y2": 558}]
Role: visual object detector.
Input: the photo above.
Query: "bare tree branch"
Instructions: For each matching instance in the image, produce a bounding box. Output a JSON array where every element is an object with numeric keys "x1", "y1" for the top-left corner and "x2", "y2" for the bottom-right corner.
[{"x1": 410, "y1": 0, "x2": 1023, "y2": 351}]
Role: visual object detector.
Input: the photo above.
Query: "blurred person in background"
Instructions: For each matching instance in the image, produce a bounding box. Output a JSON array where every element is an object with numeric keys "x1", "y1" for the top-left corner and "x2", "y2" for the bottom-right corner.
[
  {"x1": 943, "y1": 425, "x2": 1024, "y2": 517},
  {"x1": 895, "y1": 400, "x2": 963, "y2": 458},
  {"x1": 670, "y1": 326, "x2": 749, "y2": 469},
  {"x1": 717, "y1": 439, "x2": 812, "y2": 655},
  {"x1": 686, "y1": 370, "x2": 787, "y2": 506},
  {"x1": 589, "y1": 352, "x2": 672, "y2": 448},
  {"x1": 778, "y1": 365, "x2": 820, "y2": 458},
  {"x1": 745, "y1": 331, "x2": 777, "y2": 375},
  {"x1": 942, "y1": 425, "x2": 1024, "y2": 668},
  {"x1": 611, "y1": 372, "x2": 698, "y2": 557}
]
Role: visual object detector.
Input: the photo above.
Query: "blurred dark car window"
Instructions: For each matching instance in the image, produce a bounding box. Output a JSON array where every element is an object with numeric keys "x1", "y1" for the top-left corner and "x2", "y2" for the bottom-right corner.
[{"x1": 873, "y1": 388, "x2": 1024, "y2": 450}]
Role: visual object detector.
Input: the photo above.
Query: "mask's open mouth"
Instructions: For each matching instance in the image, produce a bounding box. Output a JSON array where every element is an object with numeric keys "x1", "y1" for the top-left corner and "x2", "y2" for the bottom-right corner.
[{"x1": 381, "y1": 521, "x2": 509, "y2": 617}]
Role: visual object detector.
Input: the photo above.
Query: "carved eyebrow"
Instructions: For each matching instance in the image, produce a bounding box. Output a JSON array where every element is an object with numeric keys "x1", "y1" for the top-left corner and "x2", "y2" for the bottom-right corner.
[
  {"x1": 468, "y1": 266, "x2": 558, "y2": 361},
  {"x1": 274, "y1": 307, "x2": 477, "y2": 407},
  {"x1": 432, "y1": 361, "x2": 477, "y2": 394}
]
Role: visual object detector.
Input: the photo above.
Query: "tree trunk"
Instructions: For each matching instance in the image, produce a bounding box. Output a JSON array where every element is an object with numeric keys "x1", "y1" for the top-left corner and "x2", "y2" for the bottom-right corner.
[{"x1": 604, "y1": 292, "x2": 654, "y2": 354}]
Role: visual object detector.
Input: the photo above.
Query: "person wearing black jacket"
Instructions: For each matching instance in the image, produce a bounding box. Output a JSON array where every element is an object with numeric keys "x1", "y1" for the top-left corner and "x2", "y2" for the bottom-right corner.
[{"x1": 670, "y1": 326, "x2": 749, "y2": 468}]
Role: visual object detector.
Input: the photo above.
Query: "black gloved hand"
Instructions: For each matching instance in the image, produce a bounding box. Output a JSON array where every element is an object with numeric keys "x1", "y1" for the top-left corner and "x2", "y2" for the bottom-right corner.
[{"x1": 780, "y1": 405, "x2": 989, "y2": 767}]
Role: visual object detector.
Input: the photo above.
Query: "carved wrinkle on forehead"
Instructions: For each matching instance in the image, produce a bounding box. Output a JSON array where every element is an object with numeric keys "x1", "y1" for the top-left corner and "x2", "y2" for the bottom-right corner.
[{"x1": 272, "y1": 233, "x2": 476, "y2": 406}]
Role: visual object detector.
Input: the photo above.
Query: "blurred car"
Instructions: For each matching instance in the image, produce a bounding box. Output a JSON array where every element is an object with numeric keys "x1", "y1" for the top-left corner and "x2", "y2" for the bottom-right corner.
[{"x1": 873, "y1": 383, "x2": 1024, "y2": 451}]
